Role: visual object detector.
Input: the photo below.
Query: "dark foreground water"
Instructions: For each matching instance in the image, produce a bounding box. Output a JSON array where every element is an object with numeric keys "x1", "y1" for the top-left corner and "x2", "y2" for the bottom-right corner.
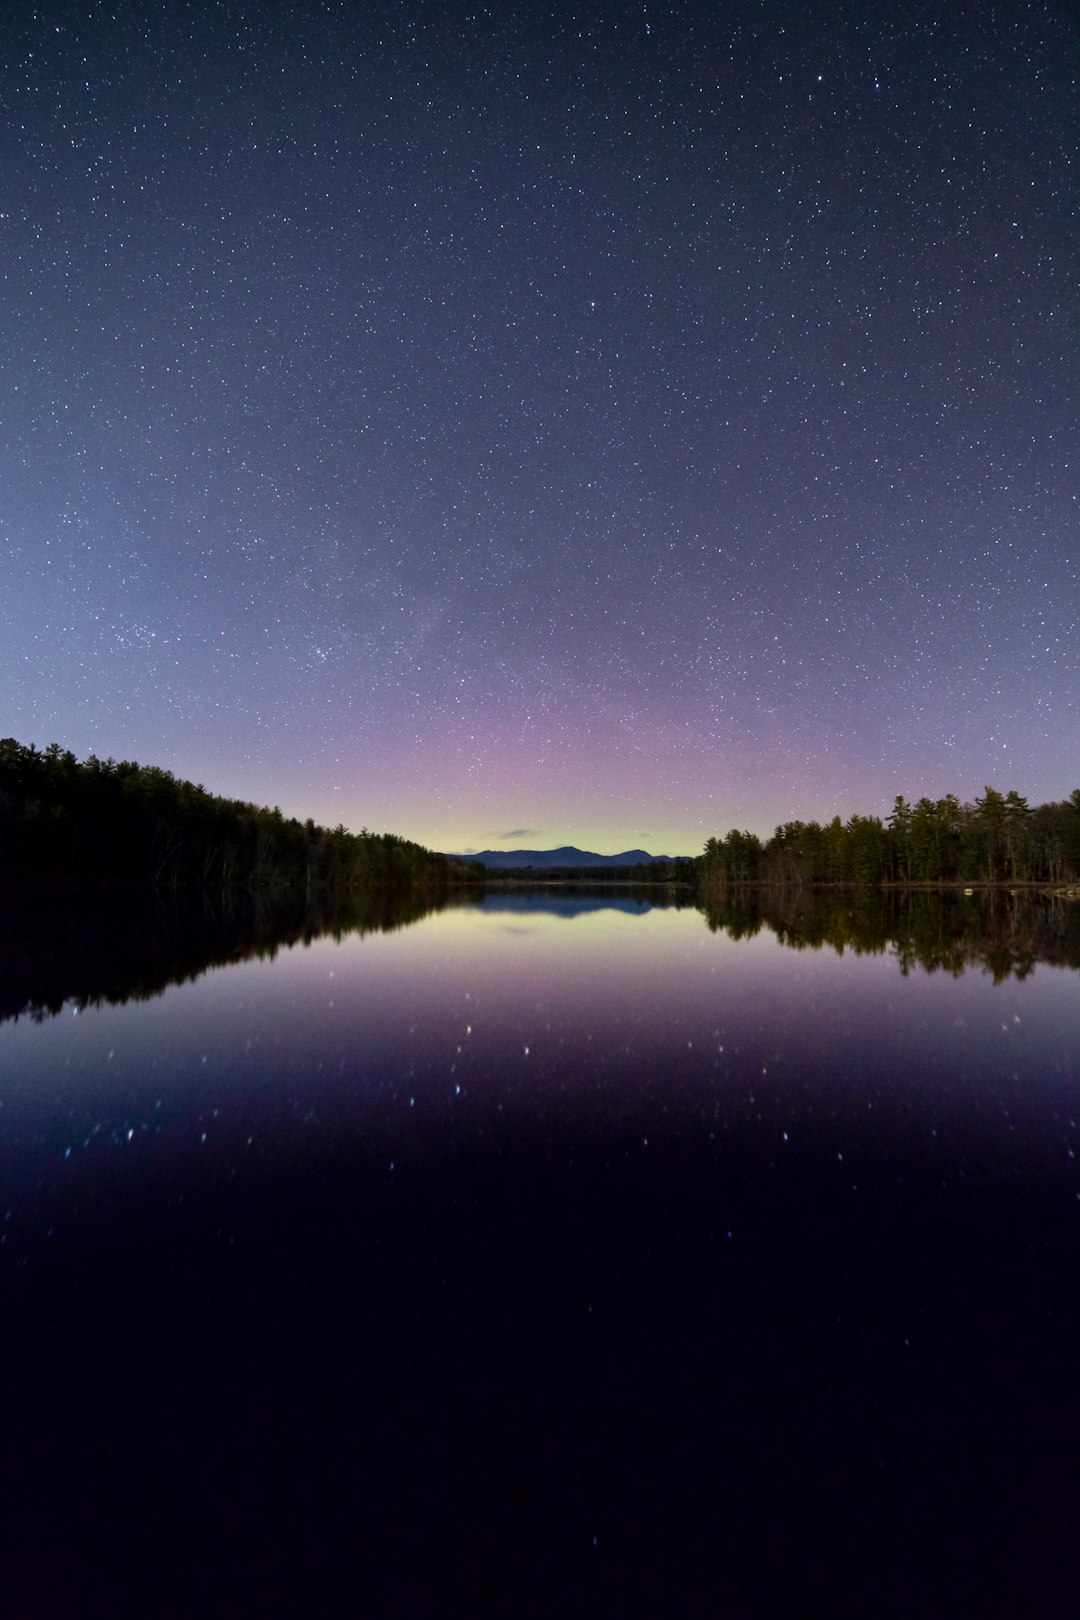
[{"x1": 2, "y1": 887, "x2": 1080, "y2": 1618}]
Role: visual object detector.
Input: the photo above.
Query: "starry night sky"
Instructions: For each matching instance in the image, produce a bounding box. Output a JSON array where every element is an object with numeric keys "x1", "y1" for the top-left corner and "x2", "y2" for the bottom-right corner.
[{"x1": 3, "y1": 0, "x2": 1076, "y2": 854}]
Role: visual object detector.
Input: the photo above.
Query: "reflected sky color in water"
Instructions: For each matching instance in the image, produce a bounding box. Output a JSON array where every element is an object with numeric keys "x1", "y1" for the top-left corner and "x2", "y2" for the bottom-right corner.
[
  {"x1": 3, "y1": 894, "x2": 1080, "y2": 1616},
  {"x1": 2, "y1": 894, "x2": 1078, "y2": 1162}
]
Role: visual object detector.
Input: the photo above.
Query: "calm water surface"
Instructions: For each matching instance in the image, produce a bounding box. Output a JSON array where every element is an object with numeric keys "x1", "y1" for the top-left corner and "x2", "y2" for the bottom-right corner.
[{"x1": 2, "y1": 890, "x2": 1079, "y2": 1617}]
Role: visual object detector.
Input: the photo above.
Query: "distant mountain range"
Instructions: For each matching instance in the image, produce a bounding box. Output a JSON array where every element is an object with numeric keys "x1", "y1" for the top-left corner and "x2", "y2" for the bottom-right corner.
[{"x1": 451, "y1": 846, "x2": 690, "y2": 870}]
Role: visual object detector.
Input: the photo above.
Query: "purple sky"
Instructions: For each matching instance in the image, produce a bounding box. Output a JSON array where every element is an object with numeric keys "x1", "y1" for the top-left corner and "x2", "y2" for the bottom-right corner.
[{"x1": 3, "y1": 0, "x2": 1076, "y2": 853}]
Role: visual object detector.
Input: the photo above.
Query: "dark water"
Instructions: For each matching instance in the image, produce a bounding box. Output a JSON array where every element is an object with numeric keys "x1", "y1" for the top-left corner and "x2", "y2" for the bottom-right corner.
[{"x1": 2, "y1": 888, "x2": 1080, "y2": 1617}]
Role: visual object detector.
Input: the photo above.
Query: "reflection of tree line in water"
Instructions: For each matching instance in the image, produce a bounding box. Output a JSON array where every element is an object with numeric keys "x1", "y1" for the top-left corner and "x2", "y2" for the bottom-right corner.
[
  {"x1": 3, "y1": 887, "x2": 1078, "y2": 1028},
  {"x1": 702, "y1": 888, "x2": 1080, "y2": 982},
  {"x1": 0, "y1": 887, "x2": 478, "y2": 1027}
]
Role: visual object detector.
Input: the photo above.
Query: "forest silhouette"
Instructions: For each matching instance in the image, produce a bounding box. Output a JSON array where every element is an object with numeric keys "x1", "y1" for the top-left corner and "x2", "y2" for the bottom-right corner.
[
  {"x1": 2, "y1": 738, "x2": 1078, "y2": 897},
  {"x1": 702, "y1": 788, "x2": 1080, "y2": 890},
  {"x1": 0, "y1": 738, "x2": 479, "y2": 892}
]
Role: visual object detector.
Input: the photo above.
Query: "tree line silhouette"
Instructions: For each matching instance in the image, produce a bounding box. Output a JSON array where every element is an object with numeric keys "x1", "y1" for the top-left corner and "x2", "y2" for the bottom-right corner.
[
  {"x1": 5, "y1": 739, "x2": 1077, "y2": 897},
  {"x1": 702, "y1": 788, "x2": 1080, "y2": 890},
  {"x1": 0, "y1": 738, "x2": 481, "y2": 892}
]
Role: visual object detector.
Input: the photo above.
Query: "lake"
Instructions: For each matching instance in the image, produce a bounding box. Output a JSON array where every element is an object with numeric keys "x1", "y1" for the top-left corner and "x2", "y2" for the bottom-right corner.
[{"x1": 2, "y1": 887, "x2": 1080, "y2": 1617}]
